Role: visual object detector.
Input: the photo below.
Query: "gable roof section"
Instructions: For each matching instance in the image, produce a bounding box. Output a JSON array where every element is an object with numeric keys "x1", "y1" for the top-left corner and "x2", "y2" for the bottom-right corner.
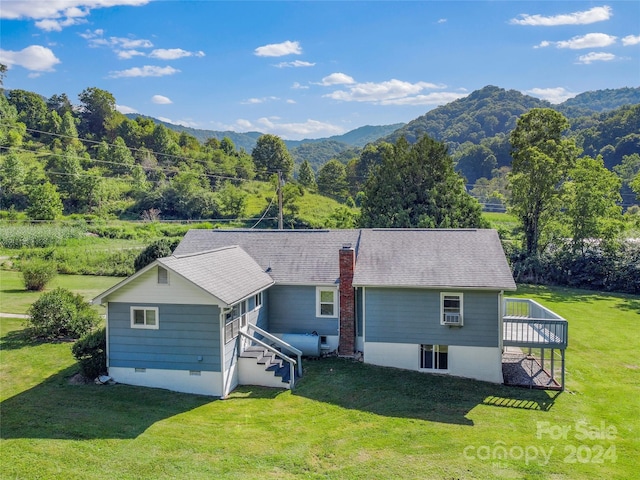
[
  {"x1": 352, "y1": 229, "x2": 516, "y2": 290},
  {"x1": 93, "y1": 245, "x2": 274, "y2": 307},
  {"x1": 174, "y1": 229, "x2": 362, "y2": 284},
  {"x1": 159, "y1": 246, "x2": 275, "y2": 305}
]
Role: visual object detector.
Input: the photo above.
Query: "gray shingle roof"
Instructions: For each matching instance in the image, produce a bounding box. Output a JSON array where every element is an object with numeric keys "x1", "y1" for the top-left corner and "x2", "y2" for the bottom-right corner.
[
  {"x1": 174, "y1": 228, "x2": 516, "y2": 291},
  {"x1": 174, "y1": 229, "x2": 362, "y2": 284},
  {"x1": 159, "y1": 246, "x2": 274, "y2": 305},
  {"x1": 352, "y1": 229, "x2": 516, "y2": 290}
]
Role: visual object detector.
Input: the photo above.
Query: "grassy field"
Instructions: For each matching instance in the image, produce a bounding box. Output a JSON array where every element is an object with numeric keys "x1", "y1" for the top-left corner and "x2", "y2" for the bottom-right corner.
[
  {"x1": 0, "y1": 271, "x2": 121, "y2": 314},
  {"x1": 1, "y1": 285, "x2": 638, "y2": 479}
]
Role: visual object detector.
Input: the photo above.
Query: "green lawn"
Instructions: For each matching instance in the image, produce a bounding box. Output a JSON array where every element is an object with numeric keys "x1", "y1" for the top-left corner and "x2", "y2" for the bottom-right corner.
[
  {"x1": 1, "y1": 285, "x2": 638, "y2": 479},
  {"x1": 0, "y1": 271, "x2": 121, "y2": 314}
]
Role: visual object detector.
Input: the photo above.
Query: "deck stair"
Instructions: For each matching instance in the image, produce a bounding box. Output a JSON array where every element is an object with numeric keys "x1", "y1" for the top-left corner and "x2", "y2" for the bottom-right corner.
[{"x1": 241, "y1": 345, "x2": 293, "y2": 383}]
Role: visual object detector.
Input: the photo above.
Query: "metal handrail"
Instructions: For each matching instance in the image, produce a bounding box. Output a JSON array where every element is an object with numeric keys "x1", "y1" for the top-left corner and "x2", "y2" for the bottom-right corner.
[
  {"x1": 503, "y1": 317, "x2": 568, "y2": 348},
  {"x1": 247, "y1": 324, "x2": 303, "y2": 377},
  {"x1": 239, "y1": 331, "x2": 297, "y2": 388}
]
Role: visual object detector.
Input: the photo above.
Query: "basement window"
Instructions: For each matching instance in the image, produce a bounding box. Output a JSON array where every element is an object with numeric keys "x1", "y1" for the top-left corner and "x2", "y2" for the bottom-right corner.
[{"x1": 420, "y1": 345, "x2": 448, "y2": 370}]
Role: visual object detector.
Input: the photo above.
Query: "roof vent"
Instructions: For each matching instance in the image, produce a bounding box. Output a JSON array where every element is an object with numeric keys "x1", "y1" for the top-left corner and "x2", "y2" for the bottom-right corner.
[{"x1": 342, "y1": 243, "x2": 352, "y2": 249}]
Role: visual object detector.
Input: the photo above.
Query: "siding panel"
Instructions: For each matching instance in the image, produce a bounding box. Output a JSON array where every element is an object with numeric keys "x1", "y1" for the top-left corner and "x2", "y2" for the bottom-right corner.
[
  {"x1": 108, "y1": 302, "x2": 221, "y2": 371},
  {"x1": 268, "y1": 285, "x2": 339, "y2": 336},
  {"x1": 364, "y1": 288, "x2": 499, "y2": 347}
]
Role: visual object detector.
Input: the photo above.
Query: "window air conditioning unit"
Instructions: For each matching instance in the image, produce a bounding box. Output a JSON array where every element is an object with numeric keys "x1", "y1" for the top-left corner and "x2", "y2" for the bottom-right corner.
[{"x1": 443, "y1": 313, "x2": 462, "y2": 326}]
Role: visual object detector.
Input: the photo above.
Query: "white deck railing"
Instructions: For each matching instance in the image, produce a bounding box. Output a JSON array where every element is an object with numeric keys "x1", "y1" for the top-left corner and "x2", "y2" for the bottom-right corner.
[{"x1": 243, "y1": 324, "x2": 303, "y2": 378}]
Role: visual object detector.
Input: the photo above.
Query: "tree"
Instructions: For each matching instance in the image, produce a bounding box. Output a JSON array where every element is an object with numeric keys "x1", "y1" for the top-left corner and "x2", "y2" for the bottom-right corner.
[
  {"x1": 0, "y1": 152, "x2": 26, "y2": 206},
  {"x1": 7, "y1": 89, "x2": 48, "y2": 132},
  {"x1": 454, "y1": 143, "x2": 497, "y2": 184},
  {"x1": 298, "y1": 159, "x2": 316, "y2": 190},
  {"x1": 359, "y1": 135, "x2": 486, "y2": 228},
  {"x1": 26, "y1": 182, "x2": 63, "y2": 220},
  {"x1": 562, "y1": 156, "x2": 622, "y2": 253},
  {"x1": 78, "y1": 87, "x2": 117, "y2": 138},
  {"x1": 317, "y1": 159, "x2": 348, "y2": 200},
  {"x1": 217, "y1": 181, "x2": 247, "y2": 218},
  {"x1": 251, "y1": 134, "x2": 294, "y2": 180},
  {"x1": 508, "y1": 109, "x2": 579, "y2": 256}
]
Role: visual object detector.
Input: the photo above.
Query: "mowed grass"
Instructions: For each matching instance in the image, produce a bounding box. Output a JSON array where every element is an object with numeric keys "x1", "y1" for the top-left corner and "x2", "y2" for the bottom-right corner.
[
  {"x1": 0, "y1": 271, "x2": 121, "y2": 314},
  {"x1": 1, "y1": 286, "x2": 638, "y2": 479}
]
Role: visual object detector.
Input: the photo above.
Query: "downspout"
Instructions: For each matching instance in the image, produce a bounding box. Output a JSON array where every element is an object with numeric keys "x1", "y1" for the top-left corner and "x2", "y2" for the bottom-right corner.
[{"x1": 220, "y1": 307, "x2": 231, "y2": 398}]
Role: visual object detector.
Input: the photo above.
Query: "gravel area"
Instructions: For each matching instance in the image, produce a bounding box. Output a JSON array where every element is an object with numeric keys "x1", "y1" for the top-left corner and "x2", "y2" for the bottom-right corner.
[{"x1": 502, "y1": 347, "x2": 560, "y2": 389}]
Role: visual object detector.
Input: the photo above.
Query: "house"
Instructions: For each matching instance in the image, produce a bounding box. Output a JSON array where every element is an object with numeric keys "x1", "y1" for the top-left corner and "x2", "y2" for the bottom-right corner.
[{"x1": 93, "y1": 228, "x2": 567, "y2": 397}]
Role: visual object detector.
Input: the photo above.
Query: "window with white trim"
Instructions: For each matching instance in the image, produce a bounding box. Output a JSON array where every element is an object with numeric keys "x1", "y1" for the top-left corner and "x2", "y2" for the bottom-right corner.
[
  {"x1": 316, "y1": 287, "x2": 338, "y2": 318},
  {"x1": 420, "y1": 344, "x2": 448, "y2": 370},
  {"x1": 131, "y1": 307, "x2": 159, "y2": 329},
  {"x1": 225, "y1": 300, "x2": 247, "y2": 343},
  {"x1": 157, "y1": 266, "x2": 168, "y2": 284},
  {"x1": 441, "y1": 292, "x2": 463, "y2": 326},
  {"x1": 254, "y1": 292, "x2": 263, "y2": 310}
]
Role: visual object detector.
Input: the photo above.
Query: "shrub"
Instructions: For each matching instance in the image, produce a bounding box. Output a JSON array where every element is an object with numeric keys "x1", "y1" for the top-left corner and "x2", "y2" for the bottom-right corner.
[
  {"x1": 72, "y1": 328, "x2": 106, "y2": 379},
  {"x1": 134, "y1": 238, "x2": 180, "y2": 271},
  {"x1": 21, "y1": 260, "x2": 57, "y2": 291},
  {"x1": 27, "y1": 287, "x2": 100, "y2": 339}
]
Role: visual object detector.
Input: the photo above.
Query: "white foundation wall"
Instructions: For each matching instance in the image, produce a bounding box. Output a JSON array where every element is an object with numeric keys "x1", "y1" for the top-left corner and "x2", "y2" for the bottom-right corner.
[
  {"x1": 448, "y1": 345, "x2": 503, "y2": 384},
  {"x1": 109, "y1": 367, "x2": 222, "y2": 396},
  {"x1": 364, "y1": 342, "x2": 419, "y2": 370},
  {"x1": 237, "y1": 358, "x2": 291, "y2": 389},
  {"x1": 364, "y1": 342, "x2": 503, "y2": 384}
]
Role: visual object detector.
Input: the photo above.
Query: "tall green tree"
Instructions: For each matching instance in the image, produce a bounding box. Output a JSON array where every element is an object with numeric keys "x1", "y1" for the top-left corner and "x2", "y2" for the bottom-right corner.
[
  {"x1": 78, "y1": 87, "x2": 117, "y2": 139},
  {"x1": 317, "y1": 159, "x2": 348, "y2": 200},
  {"x1": 298, "y1": 159, "x2": 316, "y2": 190},
  {"x1": 454, "y1": 143, "x2": 497, "y2": 184},
  {"x1": 7, "y1": 89, "x2": 48, "y2": 133},
  {"x1": 359, "y1": 135, "x2": 485, "y2": 228},
  {"x1": 27, "y1": 182, "x2": 63, "y2": 220},
  {"x1": 562, "y1": 156, "x2": 622, "y2": 253},
  {"x1": 508, "y1": 109, "x2": 579, "y2": 256},
  {"x1": 251, "y1": 134, "x2": 294, "y2": 180}
]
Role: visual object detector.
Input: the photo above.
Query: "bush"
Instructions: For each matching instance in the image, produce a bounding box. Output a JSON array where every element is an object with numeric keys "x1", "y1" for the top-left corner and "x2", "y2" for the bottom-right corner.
[
  {"x1": 72, "y1": 328, "x2": 106, "y2": 379},
  {"x1": 27, "y1": 287, "x2": 100, "y2": 339},
  {"x1": 134, "y1": 238, "x2": 180, "y2": 271},
  {"x1": 21, "y1": 260, "x2": 57, "y2": 291}
]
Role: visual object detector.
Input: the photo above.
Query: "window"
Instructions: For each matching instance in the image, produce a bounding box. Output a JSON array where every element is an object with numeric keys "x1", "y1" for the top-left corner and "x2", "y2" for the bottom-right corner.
[
  {"x1": 316, "y1": 287, "x2": 338, "y2": 318},
  {"x1": 441, "y1": 292, "x2": 463, "y2": 326},
  {"x1": 420, "y1": 345, "x2": 448, "y2": 370},
  {"x1": 225, "y1": 301, "x2": 246, "y2": 343},
  {"x1": 131, "y1": 307, "x2": 159, "y2": 329},
  {"x1": 254, "y1": 292, "x2": 263, "y2": 310},
  {"x1": 157, "y1": 266, "x2": 168, "y2": 284}
]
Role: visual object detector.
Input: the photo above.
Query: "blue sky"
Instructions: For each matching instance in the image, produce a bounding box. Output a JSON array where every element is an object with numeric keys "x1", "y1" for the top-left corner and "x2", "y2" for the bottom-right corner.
[{"x1": 1, "y1": 1, "x2": 639, "y2": 140}]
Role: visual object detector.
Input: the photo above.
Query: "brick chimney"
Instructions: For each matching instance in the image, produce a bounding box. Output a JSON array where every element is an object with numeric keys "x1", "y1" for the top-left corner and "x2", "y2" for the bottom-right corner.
[{"x1": 338, "y1": 245, "x2": 356, "y2": 356}]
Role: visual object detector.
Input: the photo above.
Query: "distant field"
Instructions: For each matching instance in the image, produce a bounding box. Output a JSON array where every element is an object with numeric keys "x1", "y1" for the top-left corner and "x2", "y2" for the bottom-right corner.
[{"x1": 1, "y1": 285, "x2": 638, "y2": 479}]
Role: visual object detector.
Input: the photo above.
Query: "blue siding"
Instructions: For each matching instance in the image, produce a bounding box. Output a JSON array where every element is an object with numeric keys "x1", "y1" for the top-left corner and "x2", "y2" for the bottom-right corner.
[
  {"x1": 108, "y1": 303, "x2": 221, "y2": 371},
  {"x1": 267, "y1": 285, "x2": 339, "y2": 336},
  {"x1": 365, "y1": 288, "x2": 499, "y2": 347},
  {"x1": 356, "y1": 287, "x2": 363, "y2": 337}
]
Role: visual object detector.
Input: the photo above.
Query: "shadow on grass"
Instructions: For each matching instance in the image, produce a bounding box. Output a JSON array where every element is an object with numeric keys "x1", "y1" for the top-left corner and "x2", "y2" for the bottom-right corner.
[
  {"x1": 289, "y1": 357, "x2": 559, "y2": 426},
  {"x1": 0, "y1": 366, "x2": 213, "y2": 440}
]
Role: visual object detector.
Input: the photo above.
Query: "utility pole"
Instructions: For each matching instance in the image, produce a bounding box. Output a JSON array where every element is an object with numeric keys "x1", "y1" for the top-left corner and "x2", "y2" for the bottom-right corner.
[{"x1": 277, "y1": 170, "x2": 284, "y2": 230}]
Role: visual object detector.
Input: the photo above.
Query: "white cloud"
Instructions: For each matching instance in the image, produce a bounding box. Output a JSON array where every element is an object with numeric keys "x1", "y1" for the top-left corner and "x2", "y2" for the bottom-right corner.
[
  {"x1": 254, "y1": 40, "x2": 301, "y2": 57},
  {"x1": 233, "y1": 117, "x2": 344, "y2": 140},
  {"x1": 320, "y1": 73, "x2": 356, "y2": 86},
  {"x1": 117, "y1": 49, "x2": 145, "y2": 59},
  {"x1": 1, "y1": 1, "x2": 150, "y2": 30},
  {"x1": 526, "y1": 87, "x2": 576, "y2": 104},
  {"x1": 536, "y1": 33, "x2": 617, "y2": 49},
  {"x1": 286, "y1": 99, "x2": 296, "y2": 104},
  {"x1": 274, "y1": 60, "x2": 315, "y2": 68},
  {"x1": 324, "y1": 78, "x2": 448, "y2": 104},
  {"x1": 377, "y1": 91, "x2": 468, "y2": 106},
  {"x1": 437, "y1": 18, "x2": 447, "y2": 24},
  {"x1": 241, "y1": 96, "x2": 279, "y2": 105},
  {"x1": 622, "y1": 35, "x2": 640, "y2": 46},
  {"x1": 151, "y1": 95, "x2": 172, "y2": 104},
  {"x1": 558, "y1": 33, "x2": 616, "y2": 49},
  {"x1": 577, "y1": 52, "x2": 616, "y2": 64},
  {"x1": 0, "y1": 45, "x2": 61, "y2": 71},
  {"x1": 149, "y1": 48, "x2": 206, "y2": 60},
  {"x1": 292, "y1": 82, "x2": 309, "y2": 90},
  {"x1": 109, "y1": 65, "x2": 180, "y2": 78},
  {"x1": 116, "y1": 104, "x2": 138, "y2": 114},
  {"x1": 510, "y1": 6, "x2": 612, "y2": 26}
]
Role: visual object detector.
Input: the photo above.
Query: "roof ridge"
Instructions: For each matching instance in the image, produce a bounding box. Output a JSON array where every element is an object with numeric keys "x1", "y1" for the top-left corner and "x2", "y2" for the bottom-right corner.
[{"x1": 171, "y1": 245, "x2": 240, "y2": 259}]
